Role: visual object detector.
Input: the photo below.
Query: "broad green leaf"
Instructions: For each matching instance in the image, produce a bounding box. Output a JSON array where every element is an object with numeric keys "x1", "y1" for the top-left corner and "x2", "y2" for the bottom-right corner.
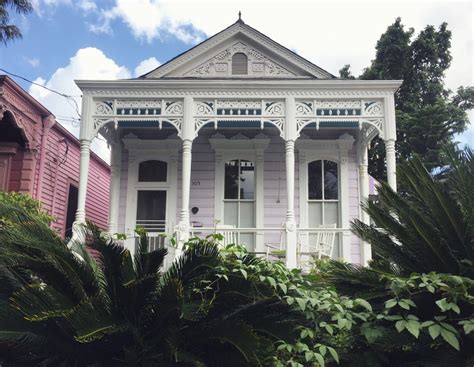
[
  {"x1": 314, "y1": 352, "x2": 325, "y2": 367},
  {"x1": 395, "y1": 320, "x2": 406, "y2": 333},
  {"x1": 440, "y1": 329, "x2": 460, "y2": 351},
  {"x1": 406, "y1": 320, "x2": 420, "y2": 338},
  {"x1": 428, "y1": 324, "x2": 441, "y2": 340},
  {"x1": 355, "y1": 298, "x2": 372, "y2": 312},
  {"x1": 385, "y1": 299, "x2": 397, "y2": 308},
  {"x1": 327, "y1": 346, "x2": 339, "y2": 364}
]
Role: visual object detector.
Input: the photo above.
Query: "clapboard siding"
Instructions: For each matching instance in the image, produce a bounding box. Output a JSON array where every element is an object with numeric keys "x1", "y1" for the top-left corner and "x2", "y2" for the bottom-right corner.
[
  {"x1": 36, "y1": 124, "x2": 110, "y2": 236},
  {"x1": 118, "y1": 131, "x2": 364, "y2": 261}
]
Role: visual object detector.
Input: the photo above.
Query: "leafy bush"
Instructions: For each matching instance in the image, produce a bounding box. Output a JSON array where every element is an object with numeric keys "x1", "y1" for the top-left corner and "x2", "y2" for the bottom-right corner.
[{"x1": 0, "y1": 191, "x2": 54, "y2": 225}]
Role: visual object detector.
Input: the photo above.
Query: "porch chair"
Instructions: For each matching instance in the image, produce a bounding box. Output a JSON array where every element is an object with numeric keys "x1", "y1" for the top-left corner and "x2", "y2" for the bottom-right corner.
[
  {"x1": 265, "y1": 229, "x2": 286, "y2": 260},
  {"x1": 299, "y1": 224, "x2": 337, "y2": 260}
]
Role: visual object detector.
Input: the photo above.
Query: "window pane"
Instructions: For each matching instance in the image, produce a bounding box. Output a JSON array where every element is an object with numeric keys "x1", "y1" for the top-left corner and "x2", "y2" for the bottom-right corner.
[
  {"x1": 324, "y1": 202, "x2": 339, "y2": 226},
  {"x1": 324, "y1": 160, "x2": 338, "y2": 200},
  {"x1": 308, "y1": 202, "x2": 323, "y2": 227},
  {"x1": 224, "y1": 201, "x2": 238, "y2": 226},
  {"x1": 136, "y1": 190, "x2": 166, "y2": 231},
  {"x1": 138, "y1": 160, "x2": 167, "y2": 182},
  {"x1": 225, "y1": 160, "x2": 239, "y2": 199},
  {"x1": 239, "y1": 160, "x2": 254, "y2": 199},
  {"x1": 240, "y1": 202, "x2": 255, "y2": 227},
  {"x1": 308, "y1": 161, "x2": 322, "y2": 199}
]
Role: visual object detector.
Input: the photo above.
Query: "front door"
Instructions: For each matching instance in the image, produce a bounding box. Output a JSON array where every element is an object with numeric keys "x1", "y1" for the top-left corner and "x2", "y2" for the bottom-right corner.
[{"x1": 136, "y1": 189, "x2": 167, "y2": 251}]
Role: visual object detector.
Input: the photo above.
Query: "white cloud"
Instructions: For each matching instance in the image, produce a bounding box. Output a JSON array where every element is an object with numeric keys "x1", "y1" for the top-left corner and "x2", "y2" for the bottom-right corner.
[
  {"x1": 90, "y1": 0, "x2": 204, "y2": 43},
  {"x1": 29, "y1": 47, "x2": 131, "y2": 162},
  {"x1": 25, "y1": 57, "x2": 40, "y2": 68},
  {"x1": 134, "y1": 57, "x2": 161, "y2": 77},
  {"x1": 79, "y1": 0, "x2": 97, "y2": 12}
]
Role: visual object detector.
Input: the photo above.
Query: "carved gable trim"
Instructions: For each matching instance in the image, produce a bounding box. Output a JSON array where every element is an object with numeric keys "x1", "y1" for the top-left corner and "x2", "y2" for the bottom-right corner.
[{"x1": 183, "y1": 41, "x2": 296, "y2": 78}]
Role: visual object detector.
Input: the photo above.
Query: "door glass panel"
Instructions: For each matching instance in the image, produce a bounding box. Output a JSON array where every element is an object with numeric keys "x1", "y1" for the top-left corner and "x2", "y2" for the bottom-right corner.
[
  {"x1": 138, "y1": 160, "x2": 167, "y2": 182},
  {"x1": 136, "y1": 190, "x2": 166, "y2": 232}
]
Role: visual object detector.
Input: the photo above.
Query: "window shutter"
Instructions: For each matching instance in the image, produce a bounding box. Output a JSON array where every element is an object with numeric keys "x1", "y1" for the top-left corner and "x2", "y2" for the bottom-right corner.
[{"x1": 232, "y1": 53, "x2": 248, "y2": 75}]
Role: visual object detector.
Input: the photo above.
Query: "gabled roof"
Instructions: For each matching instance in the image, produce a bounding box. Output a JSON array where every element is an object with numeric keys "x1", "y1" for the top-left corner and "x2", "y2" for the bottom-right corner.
[{"x1": 141, "y1": 19, "x2": 335, "y2": 80}]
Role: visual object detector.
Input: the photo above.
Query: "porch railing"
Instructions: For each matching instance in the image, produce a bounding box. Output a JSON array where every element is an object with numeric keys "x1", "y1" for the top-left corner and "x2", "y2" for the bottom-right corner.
[{"x1": 189, "y1": 226, "x2": 351, "y2": 261}]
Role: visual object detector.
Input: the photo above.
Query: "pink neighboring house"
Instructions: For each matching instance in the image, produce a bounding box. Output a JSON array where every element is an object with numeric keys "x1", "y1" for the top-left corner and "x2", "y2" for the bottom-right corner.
[{"x1": 0, "y1": 75, "x2": 110, "y2": 237}]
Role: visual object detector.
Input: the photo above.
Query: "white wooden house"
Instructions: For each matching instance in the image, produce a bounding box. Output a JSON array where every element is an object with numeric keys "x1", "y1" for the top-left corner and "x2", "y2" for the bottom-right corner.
[{"x1": 74, "y1": 18, "x2": 401, "y2": 268}]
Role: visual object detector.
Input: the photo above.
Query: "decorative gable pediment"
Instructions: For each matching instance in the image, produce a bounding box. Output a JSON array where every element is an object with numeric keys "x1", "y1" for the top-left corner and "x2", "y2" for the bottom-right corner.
[
  {"x1": 143, "y1": 21, "x2": 333, "y2": 79},
  {"x1": 183, "y1": 41, "x2": 296, "y2": 78}
]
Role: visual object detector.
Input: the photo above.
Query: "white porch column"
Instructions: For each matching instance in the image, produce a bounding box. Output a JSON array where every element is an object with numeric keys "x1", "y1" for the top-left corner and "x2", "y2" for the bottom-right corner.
[
  {"x1": 177, "y1": 96, "x2": 195, "y2": 253},
  {"x1": 338, "y1": 136, "x2": 352, "y2": 263},
  {"x1": 73, "y1": 95, "x2": 94, "y2": 235},
  {"x1": 75, "y1": 139, "x2": 91, "y2": 225},
  {"x1": 284, "y1": 97, "x2": 297, "y2": 269},
  {"x1": 385, "y1": 139, "x2": 397, "y2": 191},
  {"x1": 108, "y1": 139, "x2": 122, "y2": 234},
  {"x1": 384, "y1": 94, "x2": 397, "y2": 192},
  {"x1": 358, "y1": 144, "x2": 372, "y2": 265}
]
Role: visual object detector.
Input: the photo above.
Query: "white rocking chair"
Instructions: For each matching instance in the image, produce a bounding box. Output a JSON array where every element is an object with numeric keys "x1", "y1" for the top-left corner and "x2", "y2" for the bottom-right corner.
[{"x1": 300, "y1": 224, "x2": 337, "y2": 260}]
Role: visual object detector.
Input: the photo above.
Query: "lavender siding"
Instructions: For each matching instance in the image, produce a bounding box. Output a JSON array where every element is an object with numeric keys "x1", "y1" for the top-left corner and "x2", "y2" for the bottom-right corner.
[{"x1": 118, "y1": 130, "x2": 363, "y2": 262}]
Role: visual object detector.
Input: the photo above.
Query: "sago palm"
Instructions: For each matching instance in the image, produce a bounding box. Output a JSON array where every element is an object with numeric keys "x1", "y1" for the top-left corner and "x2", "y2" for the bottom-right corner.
[
  {"x1": 0, "y1": 202, "x2": 295, "y2": 366},
  {"x1": 353, "y1": 148, "x2": 474, "y2": 277}
]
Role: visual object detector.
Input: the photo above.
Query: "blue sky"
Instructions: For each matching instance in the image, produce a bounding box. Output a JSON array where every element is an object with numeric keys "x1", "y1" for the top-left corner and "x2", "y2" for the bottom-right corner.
[{"x1": 1, "y1": 0, "x2": 472, "y2": 160}]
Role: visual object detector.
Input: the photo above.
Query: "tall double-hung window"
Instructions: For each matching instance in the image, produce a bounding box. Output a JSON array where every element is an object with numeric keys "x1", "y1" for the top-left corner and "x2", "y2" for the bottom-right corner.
[
  {"x1": 307, "y1": 159, "x2": 339, "y2": 227},
  {"x1": 223, "y1": 159, "x2": 255, "y2": 248}
]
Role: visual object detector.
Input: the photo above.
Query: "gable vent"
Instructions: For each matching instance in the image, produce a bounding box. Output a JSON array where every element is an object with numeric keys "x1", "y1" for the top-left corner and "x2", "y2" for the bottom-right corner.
[{"x1": 232, "y1": 53, "x2": 248, "y2": 75}]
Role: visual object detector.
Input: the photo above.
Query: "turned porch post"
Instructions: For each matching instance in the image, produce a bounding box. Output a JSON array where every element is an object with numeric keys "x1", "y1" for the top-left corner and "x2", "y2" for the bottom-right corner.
[
  {"x1": 177, "y1": 96, "x2": 195, "y2": 252},
  {"x1": 74, "y1": 95, "x2": 94, "y2": 230},
  {"x1": 284, "y1": 97, "x2": 297, "y2": 269},
  {"x1": 384, "y1": 95, "x2": 397, "y2": 191},
  {"x1": 108, "y1": 137, "x2": 122, "y2": 234},
  {"x1": 358, "y1": 143, "x2": 371, "y2": 265}
]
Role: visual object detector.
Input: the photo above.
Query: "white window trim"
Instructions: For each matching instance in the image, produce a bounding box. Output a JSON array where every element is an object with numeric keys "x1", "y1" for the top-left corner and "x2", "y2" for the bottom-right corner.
[
  {"x1": 123, "y1": 135, "x2": 180, "y2": 253},
  {"x1": 297, "y1": 133, "x2": 354, "y2": 262},
  {"x1": 210, "y1": 135, "x2": 270, "y2": 252}
]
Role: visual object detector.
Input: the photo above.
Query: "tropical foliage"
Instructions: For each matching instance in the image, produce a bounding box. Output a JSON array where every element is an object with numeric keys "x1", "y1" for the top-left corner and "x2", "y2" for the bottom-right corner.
[
  {"x1": 0, "y1": 0, "x2": 33, "y2": 45},
  {"x1": 1, "y1": 149, "x2": 473, "y2": 366},
  {"x1": 316, "y1": 148, "x2": 474, "y2": 365}
]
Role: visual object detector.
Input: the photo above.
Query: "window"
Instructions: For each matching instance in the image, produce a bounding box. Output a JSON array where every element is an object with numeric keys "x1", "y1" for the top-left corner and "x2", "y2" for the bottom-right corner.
[
  {"x1": 224, "y1": 160, "x2": 255, "y2": 248},
  {"x1": 232, "y1": 53, "x2": 248, "y2": 75},
  {"x1": 307, "y1": 160, "x2": 340, "y2": 256},
  {"x1": 308, "y1": 160, "x2": 339, "y2": 226},
  {"x1": 138, "y1": 160, "x2": 167, "y2": 182}
]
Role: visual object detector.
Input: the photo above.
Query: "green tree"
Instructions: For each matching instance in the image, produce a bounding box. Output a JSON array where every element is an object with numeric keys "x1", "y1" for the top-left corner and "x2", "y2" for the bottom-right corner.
[
  {"x1": 338, "y1": 64, "x2": 355, "y2": 79},
  {"x1": 346, "y1": 18, "x2": 472, "y2": 180},
  {"x1": 0, "y1": 0, "x2": 33, "y2": 45}
]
